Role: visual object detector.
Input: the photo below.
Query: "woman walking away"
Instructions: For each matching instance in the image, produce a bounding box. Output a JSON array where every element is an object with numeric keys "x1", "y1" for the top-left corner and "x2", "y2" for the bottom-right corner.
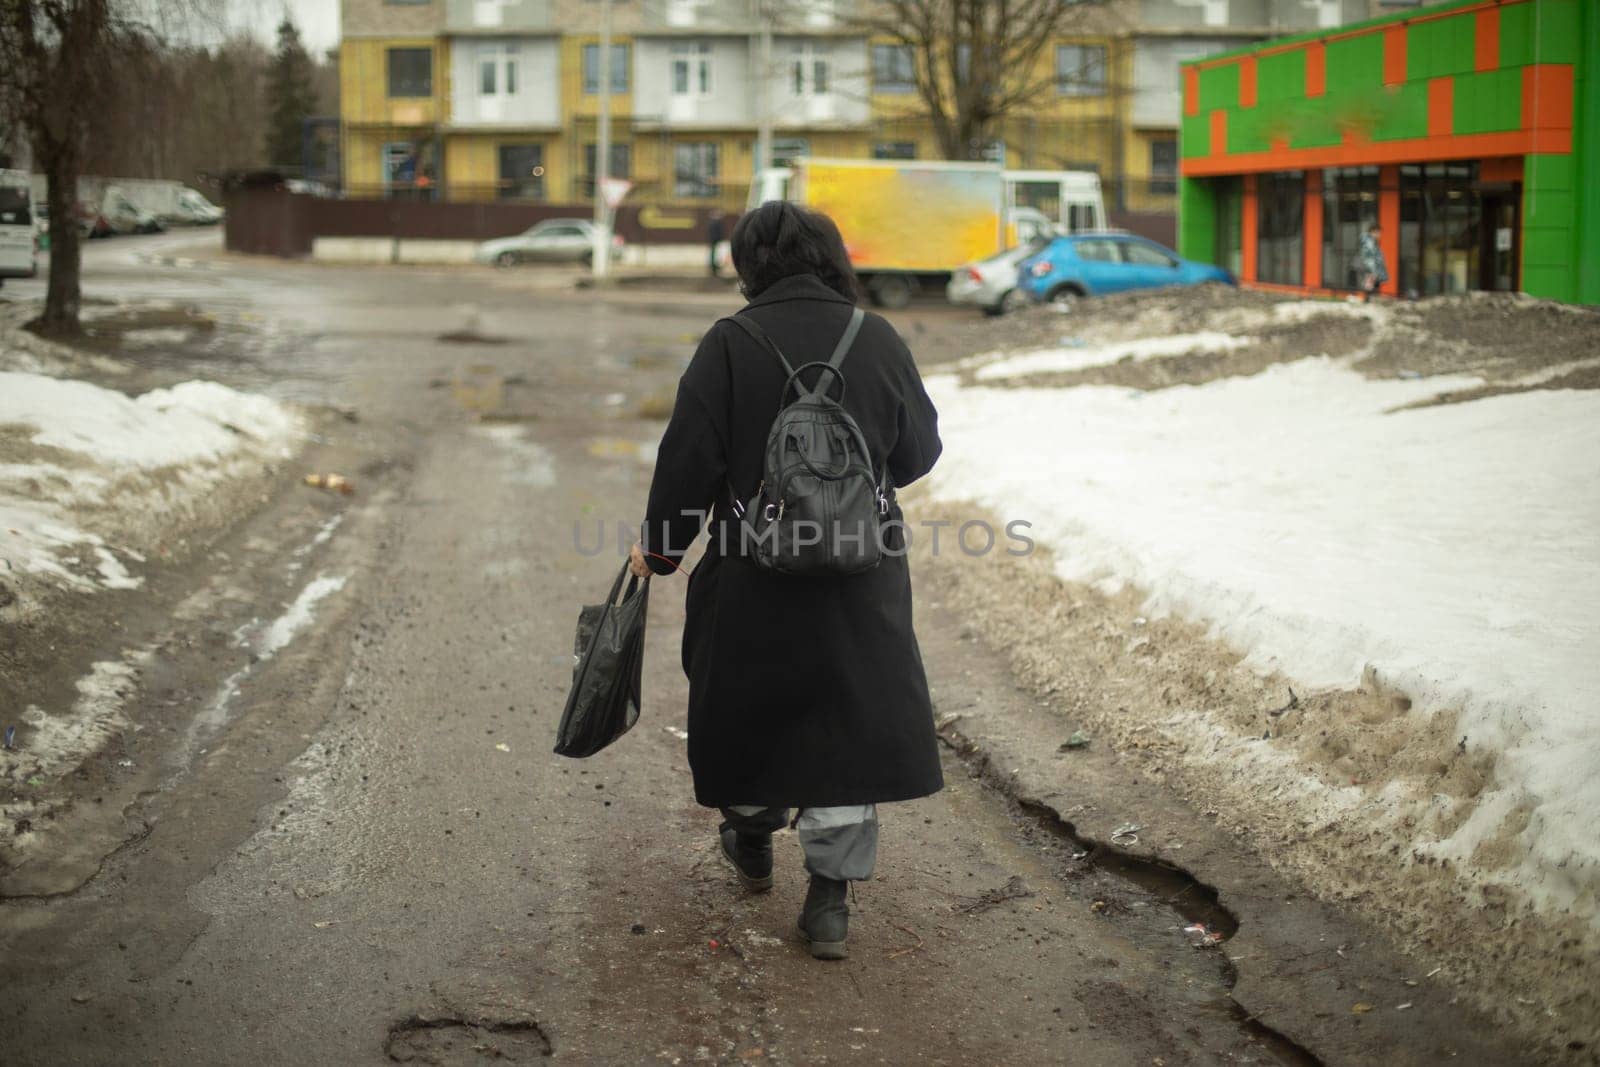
[
  {"x1": 1358, "y1": 222, "x2": 1388, "y2": 302},
  {"x1": 628, "y1": 200, "x2": 944, "y2": 960}
]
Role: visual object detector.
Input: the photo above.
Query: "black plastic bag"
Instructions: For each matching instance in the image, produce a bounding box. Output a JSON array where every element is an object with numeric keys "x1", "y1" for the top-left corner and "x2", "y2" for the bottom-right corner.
[{"x1": 554, "y1": 562, "x2": 649, "y2": 758}]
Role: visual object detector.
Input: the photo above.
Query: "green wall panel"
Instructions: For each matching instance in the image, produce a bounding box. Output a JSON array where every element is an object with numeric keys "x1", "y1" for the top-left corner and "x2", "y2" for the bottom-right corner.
[
  {"x1": 1525, "y1": 152, "x2": 1579, "y2": 304},
  {"x1": 1453, "y1": 68, "x2": 1524, "y2": 135},
  {"x1": 1288, "y1": 100, "x2": 1344, "y2": 148},
  {"x1": 1520, "y1": 264, "x2": 1574, "y2": 302},
  {"x1": 1528, "y1": 151, "x2": 1576, "y2": 190},
  {"x1": 1408, "y1": 13, "x2": 1476, "y2": 80},
  {"x1": 1371, "y1": 81, "x2": 1429, "y2": 141},
  {"x1": 1178, "y1": 177, "x2": 1217, "y2": 263},
  {"x1": 1180, "y1": 113, "x2": 1211, "y2": 159},
  {"x1": 1326, "y1": 32, "x2": 1383, "y2": 94},
  {"x1": 1257, "y1": 49, "x2": 1306, "y2": 104},
  {"x1": 1229, "y1": 106, "x2": 1271, "y2": 155},
  {"x1": 1498, "y1": 2, "x2": 1536, "y2": 67},
  {"x1": 1198, "y1": 63, "x2": 1241, "y2": 112},
  {"x1": 1532, "y1": 0, "x2": 1582, "y2": 65},
  {"x1": 1574, "y1": 0, "x2": 1599, "y2": 306}
]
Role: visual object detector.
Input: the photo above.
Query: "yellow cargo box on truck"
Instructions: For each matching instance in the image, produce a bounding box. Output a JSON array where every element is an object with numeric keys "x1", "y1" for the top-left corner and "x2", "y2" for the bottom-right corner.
[{"x1": 749, "y1": 159, "x2": 1101, "y2": 308}]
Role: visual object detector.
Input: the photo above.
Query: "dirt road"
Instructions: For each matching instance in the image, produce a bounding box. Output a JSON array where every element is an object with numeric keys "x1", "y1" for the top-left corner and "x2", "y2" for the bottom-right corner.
[{"x1": 0, "y1": 235, "x2": 1530, "y2": 1064}]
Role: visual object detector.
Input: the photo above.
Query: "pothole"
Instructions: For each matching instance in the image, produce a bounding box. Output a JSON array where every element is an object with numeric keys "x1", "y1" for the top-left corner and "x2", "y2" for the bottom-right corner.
[
  {"x1": 938, "y1": 721, "x2": 1323, "y2": 1067},
  {"x1": 385, "y1": 1014, "x2": 552, "y2": 1063}
]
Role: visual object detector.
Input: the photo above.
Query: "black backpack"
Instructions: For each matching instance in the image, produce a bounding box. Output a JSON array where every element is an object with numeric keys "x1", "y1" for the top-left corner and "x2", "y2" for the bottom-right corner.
[{"x1": 724, "y1": 307, "x2": 889, "y2": 576}]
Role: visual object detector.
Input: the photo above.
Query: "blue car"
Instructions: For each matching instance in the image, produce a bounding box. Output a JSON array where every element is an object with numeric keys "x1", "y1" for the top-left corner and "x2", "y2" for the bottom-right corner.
[{"x1": 1018, "y1": 232, "x2": 1235, "y2": 305}]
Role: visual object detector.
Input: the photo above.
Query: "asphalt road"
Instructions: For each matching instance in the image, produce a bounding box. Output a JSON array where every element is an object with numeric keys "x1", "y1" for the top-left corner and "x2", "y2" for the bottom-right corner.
[{"x1": 0, "y1": 233, "x2": 1523, "y2": 1065}]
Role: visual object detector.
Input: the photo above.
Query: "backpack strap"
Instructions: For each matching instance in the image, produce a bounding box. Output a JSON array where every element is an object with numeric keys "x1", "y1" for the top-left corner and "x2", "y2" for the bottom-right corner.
[
  {"x1": 726, "y1": 307, "x2": 864, "y2": 398},
  {"x1": 724, "y1": 314, "x2": 797, "y2": 379},
  {"x1": 812, "y1": 307, "x2": 864, "y2": 396}
]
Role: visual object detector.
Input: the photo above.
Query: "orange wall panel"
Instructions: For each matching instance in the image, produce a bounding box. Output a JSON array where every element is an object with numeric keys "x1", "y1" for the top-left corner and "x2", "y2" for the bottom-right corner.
[
  {"x1": 1305, "y1": 43, "x2": 1326, "y2": 98},
  {"x1": 1241, "y1": 174, "x2": 1258, "y2": 284},
  {"x1": 1379, "y1": 164, "x2": 1400, "y2": 297},
  {"x1": 1428, "y1": 77, "x2": 1454, "y2": 138},
  {"x1": 1303, "y1": 170, "x2": 1323, "y2": 290},
  {"x1": 1240, "y1": 56, "x2": 1257, "y2": 108},
  {"x1": 1210, "y1": 110, "x2": 1228, "y2": 156},
  {"x1": 1522, "y1": 63, "x2": 1575, "y2": 132},
  {"x1": 1184, "y1": 67, "x2": 1199, "y2": 117},
  {"x1": 1474, "y1": 7, "x2": 1500, "y2": 73},
  {"x1": 1383, "y1": 25, "x2": 1406, "y2": 86},
  {"x1": 1480, "y1": 156, "x2": 1523, "y2": 183}
]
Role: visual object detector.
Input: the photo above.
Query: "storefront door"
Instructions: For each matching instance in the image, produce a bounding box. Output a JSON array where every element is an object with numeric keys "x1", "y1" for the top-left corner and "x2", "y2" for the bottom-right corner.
[{"x1": 1479, "y1": 190, "x2": 1519, "y2": 292}]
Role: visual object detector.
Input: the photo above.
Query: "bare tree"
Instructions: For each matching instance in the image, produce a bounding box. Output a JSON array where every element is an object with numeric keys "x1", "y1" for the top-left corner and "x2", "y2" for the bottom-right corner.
[
  {"x1": 846, "y1": 0, "x2": 1107, "y2": 161},
  {"x1": 0, "y1": 0, "x2": 219, "y2": 335}
]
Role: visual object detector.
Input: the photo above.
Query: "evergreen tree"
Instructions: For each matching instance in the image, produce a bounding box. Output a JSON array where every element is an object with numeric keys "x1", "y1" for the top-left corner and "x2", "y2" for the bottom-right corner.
[{"x1": 264, "y1": 15, "x2": 316, "y2": 171}]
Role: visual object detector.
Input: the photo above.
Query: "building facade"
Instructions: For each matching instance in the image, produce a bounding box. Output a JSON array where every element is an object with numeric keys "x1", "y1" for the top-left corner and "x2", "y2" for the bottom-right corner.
[
  {"x1": 338, "y1": 0, "x2": 1142, "y2": 211},
  {"x1": 1176, "y1": 0, "x2": 1597, "y2": 305},
  {"x1": 1123, "y1": 0, "x2": 1376, "y2": 214},
  {"x1": 338, "y1": 0, "x2": 1409, "y2": 219}
]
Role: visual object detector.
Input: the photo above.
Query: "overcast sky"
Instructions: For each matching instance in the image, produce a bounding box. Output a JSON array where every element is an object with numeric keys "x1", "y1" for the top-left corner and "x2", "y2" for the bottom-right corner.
[{"x1": 229, "y1": 0, "x2": 340, "y2": 55}]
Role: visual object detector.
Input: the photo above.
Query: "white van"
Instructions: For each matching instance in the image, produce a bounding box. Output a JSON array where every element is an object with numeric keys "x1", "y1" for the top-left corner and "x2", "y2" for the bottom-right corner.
[
  {"x1": 0, "y1": 170, "x2": 38, "y2": 287},
  {"x1": 1004, "y1": 170, "x2": 1107, "y2": 233}
]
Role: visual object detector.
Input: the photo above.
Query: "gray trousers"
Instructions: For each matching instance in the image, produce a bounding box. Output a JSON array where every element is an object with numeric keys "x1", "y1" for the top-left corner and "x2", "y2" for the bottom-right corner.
[{"x1": 722, "y1": 804, "x2": 879, "y2": 882}]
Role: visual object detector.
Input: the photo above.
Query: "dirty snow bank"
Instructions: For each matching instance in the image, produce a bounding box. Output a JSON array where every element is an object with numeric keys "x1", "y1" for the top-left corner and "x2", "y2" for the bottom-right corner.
[
  {"x1": 0, "y1": 367, "x2": 305, "y2": 596},
  {"x1": 972, "y1": 331, "x2": 1251, "y2": 381},
  {"x1": 923, "y1": 345, "x2": 1600, "y2": 914}
]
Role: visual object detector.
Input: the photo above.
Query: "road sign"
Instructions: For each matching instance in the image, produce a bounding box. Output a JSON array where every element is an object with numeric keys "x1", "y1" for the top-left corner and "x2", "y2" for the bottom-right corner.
[{"x1": 600, "y1": 178, "x2": 632, "y2": 211}]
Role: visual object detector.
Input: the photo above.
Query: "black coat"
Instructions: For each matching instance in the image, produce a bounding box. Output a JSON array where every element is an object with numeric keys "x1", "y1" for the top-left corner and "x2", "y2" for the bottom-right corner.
[{"x1": 641, "y1": 273, "x2": 944, "y2": 808}]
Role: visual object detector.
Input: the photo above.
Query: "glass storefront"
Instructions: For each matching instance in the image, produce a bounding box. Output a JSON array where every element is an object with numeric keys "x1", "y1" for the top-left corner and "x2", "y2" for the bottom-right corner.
[
  {"x1": 1256, "y1": 171, "x2": 1304, "y2": 285},
  {"x1": 1399, "y1": 163, "x2": 1480, "y2": 297},
  {"x1": 1321, "y1": 167, "x2": 1381, "y2": 291}
]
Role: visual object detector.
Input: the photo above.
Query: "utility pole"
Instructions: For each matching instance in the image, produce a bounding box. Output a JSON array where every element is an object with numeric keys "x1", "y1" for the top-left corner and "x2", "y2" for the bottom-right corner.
[
  {"x1": 754, "y1": 0, "x2": 773, "y2": 190},
  {"x1": 592, "y1": 0, "x2": 613, "y2": 278}
]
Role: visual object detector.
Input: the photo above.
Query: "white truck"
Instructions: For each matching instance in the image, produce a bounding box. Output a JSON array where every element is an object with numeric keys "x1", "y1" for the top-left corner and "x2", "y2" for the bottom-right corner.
[
  {"x1": 748, "y1": 159, "x2": 1106, "y2": 307},
  {"x1": 108, "y1": 178, "x2": 223, "y2": 226},
  {"x1": 29, "y1": 175, "x2": 223, "y2": 235},
  {"x1": 0, "y1": 169, "x2": 38, "y2": 288}
]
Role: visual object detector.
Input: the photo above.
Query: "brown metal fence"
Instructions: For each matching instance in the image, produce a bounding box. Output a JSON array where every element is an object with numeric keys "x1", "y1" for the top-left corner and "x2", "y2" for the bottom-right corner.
[
  {"x1": 223, "y1": 188, "x2": 727, "y2": 258},
  {"x1": 223, "y1": 184, "x2": 1177, "y2": 260}
]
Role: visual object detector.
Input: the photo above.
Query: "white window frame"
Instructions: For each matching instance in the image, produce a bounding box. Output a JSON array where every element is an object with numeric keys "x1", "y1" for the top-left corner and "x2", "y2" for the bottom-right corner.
[
  {"x1": 478, "y1": 43, "x2": 520, "y2": 97},
  {"x1": 582, "y1": 42, "x2": 629, "y2": 94},
  {"x1": 673, "y1": 141, "x2": 719, "y2": 199},
  {"x1": 671, "y1": 41, "x2": 714, "y2": 97},
  {"x1": 872, "y1": 43, "x2": 915, "y2": 94},
  {"x1": 1055, "y1": 44, "x2": 1107, "y2": 97},
  {"x1": 790, "y1": 42, "x2": 831, "y2": 97}
]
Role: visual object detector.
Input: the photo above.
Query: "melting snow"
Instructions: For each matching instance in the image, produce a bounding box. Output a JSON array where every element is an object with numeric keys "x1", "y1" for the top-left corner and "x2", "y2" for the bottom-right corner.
[
  {"x1": 925, "y1": 355, "x2": 1600, "y2": 908},
  {"x1": 0, "y1": 370, "x2": 304, "y2": 593}
]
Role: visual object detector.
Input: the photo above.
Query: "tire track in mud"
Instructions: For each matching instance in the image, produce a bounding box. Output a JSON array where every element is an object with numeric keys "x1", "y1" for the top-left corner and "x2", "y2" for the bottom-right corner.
[{"x1": 936, "y1": 717, "x2": 1324, "y2": 1067}]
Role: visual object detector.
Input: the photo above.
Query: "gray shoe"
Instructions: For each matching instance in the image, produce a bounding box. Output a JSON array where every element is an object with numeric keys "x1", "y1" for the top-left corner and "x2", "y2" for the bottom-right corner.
[
  {"x1": 797, "y1": 875, "x2": 848, "y2": 960},
  {"x1": 718, "y1": 823, "x2": 773, "y2": 893}
]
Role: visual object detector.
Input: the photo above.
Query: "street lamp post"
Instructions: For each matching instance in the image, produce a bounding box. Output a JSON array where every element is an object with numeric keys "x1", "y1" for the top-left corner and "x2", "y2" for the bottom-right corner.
[{"x1": 592, "y1": 0, "x2": 613, "y2": 279}]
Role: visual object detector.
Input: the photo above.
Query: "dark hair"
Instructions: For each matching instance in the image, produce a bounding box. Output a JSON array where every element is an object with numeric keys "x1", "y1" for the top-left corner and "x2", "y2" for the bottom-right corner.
[{"x1": 730, "y1": 201, "x2": 859, "y2": 302}]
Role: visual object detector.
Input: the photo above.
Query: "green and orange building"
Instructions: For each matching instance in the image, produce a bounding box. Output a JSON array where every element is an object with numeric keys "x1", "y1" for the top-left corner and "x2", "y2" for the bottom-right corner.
[{"x1": 1176, "y1": 0, "x2": 1597, "y2": 306}]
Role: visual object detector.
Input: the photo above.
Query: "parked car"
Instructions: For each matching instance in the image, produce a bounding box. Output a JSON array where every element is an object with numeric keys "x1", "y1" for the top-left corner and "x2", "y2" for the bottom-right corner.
[
  {"x1": 1018, "y1": 232, "x2": 1234, "y2": 306},
  {"x1": 946, "y1": 235, "x2": 1053, "y2": 316},
  {"x1": 175, "y1": 187, "x2": 224, "y2": 225},
  {"x1": 474, "y1": 219, "x2": 624, "y2": 267}
]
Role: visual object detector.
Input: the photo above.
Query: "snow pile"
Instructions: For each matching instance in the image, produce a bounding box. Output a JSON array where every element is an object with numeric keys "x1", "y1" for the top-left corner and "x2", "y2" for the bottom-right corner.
[
  {"x1": 924, "y1": 355, "x2": 1600, "y2": 911},
  {"x1": 0, "y1": 370, "x2": 305, "y2": 595},
  {"x1": 972, "y1": 331, "x2": 1250, "y2": 381}
]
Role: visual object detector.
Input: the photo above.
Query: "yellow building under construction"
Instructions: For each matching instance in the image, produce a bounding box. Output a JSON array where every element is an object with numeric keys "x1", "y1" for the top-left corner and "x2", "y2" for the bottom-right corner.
[{"x1": 338, "y1": 0, "x2": 1389, "y2": 219}]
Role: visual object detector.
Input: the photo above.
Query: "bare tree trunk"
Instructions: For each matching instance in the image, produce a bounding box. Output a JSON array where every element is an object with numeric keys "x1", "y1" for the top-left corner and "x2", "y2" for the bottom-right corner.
[{"x1": 36, "y1": 143, "x2": 83, "y2": 335}]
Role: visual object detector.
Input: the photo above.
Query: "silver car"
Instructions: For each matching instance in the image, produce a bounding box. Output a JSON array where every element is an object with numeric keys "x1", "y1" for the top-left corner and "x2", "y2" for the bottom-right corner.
[
  {"x1": 475, "y1": 218, "x2": 623, "y2": 267},
  {"x1": 946, "y1": 236, "x2": 1052, "y2": 316}
]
